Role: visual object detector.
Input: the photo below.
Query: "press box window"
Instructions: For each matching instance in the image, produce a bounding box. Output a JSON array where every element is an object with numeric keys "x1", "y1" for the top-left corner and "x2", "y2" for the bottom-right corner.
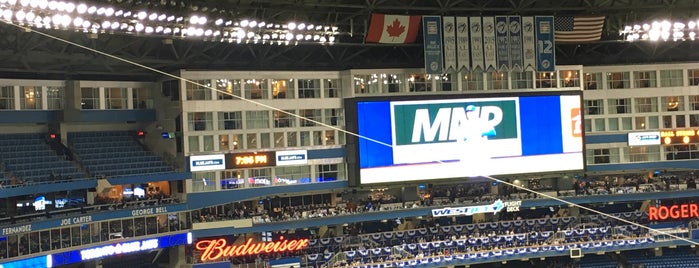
[
  {"x1": 298, "y1": 79, "x2": 320, "y2": 98},
  {"x1": 245, "y1": 110, "x2": 270, "y2": 129},
  {"x1": 187, "y1": 112, "x2": 213, "y2": 131},
  {"x1": 272, "y1": 79, "x2": 294, "y2": 99},
  {"x1": 584, "y1": 72, "x2": 602, "y2": 90},
  {"x1": 81, "y1": 87, "x2": 100, "y2": 109},
  {"x1": 186, "y1": 80, "x2": 212, "y2": 100},
  {"x1": 244, "y1": 79, "x2": 268, "y2": 99},
  {"x1": 584, "y1": 99, "x2": 604, "y2": 115},
  {"x1": 218, "y1": 112, "x2": 242, "y2": 130},
  {"x1": 324, "y1": 79, "x2": 341, "y2": 97},
  {"x1": 633, "y1": 71, "x2": 656, "y2": 88},
  {"x1": 512, "y1": 71, "x2": 533, "y2": 89},
  {"x1": 0, "y1": 86, "x2": 14, "y2": 110},
  {"x1": 381, "y1": 74, "x2": 403, "y2": 93},
  {"x1": 487, "y1": 72, "x2": 507, "y2": 90},
  {"x1": 660, "y1": 69, "x2": 683, "y2": 87},
  {"x1": 559, "y1": 70, "x2": 580, "y2": 87},
  {"x1": 607, "y1": 72, "x2": 630, "y2": 89},
  {"x1": 216, "y1": 79, "x2": 241, "y2": 100},
  {"x1": 20, "y1": 86, "x2": 42, "y2": 110},
  {"x1": 462, "y1": 71, "x2": 484, "y2": 91}
]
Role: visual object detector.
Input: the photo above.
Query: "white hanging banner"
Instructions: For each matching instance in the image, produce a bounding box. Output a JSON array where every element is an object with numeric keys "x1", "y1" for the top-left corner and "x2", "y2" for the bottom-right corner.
[
  {"x1": 482, "y1": 16, "x2": 497, "y2": 71},
  {"x1": 469, "y1": 17, "x2": 484, "y2": 71},
  {"x1": 455, "y1": 17, "x2": 470, "y2": 71}
]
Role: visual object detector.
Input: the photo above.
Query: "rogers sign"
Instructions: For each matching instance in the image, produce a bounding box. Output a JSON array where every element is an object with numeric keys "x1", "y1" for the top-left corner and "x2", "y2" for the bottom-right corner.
[{"x1": 648, "y1": 203, "x2": 699, "y2": 221}]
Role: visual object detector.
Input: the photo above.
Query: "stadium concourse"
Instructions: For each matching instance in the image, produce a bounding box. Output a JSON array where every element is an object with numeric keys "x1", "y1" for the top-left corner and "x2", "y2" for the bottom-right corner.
[{"x1": 3, "y1": 0, "x2": 699, "y2": 268}]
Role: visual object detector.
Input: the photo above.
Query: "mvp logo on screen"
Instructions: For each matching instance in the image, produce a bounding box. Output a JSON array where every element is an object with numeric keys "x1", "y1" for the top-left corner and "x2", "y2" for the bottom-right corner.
[{"x1": 393, "y1": 100, "x2": 518, "y2": 145}]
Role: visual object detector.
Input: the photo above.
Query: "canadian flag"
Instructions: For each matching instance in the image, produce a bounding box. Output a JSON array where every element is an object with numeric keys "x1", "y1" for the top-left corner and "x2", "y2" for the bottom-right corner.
[{"x1": 365, "y1": 14, "x2": 422, "y2": 44}]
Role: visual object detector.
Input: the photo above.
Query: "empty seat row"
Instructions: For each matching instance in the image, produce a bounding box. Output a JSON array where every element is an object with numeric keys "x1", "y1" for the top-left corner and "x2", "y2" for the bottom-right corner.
[
  {"x1": 69, "y1": 131, "x2": 134, "y2": 138},
  {"x1": 0, "y1": 139, "x2": 44, "y2": 146},
  {"x1": 86, "y1": 161, "x2": 168, "y2": 172},
  {"x1": 75, "y1": 146, "x2": 142, "y2": 155},
  {"x1": 0, "y1": 134, "x2": 44, "y2": 140},
  {"x1": 82, "y1": 155, "x2": 162, "y2": 166},
  {"x1": 69, "y1": 131, "x2": 175, "y2": 178},
  {"x1": 12, "y1": 167, "x2": 79, "y2": 178},
  {"x1": 1, "y1": 150, "x2": 53, "y2": 159},
  {"x1": 95, "y1": 166, "x2": 171, "y2": 177},
  {"x1": 0, "y1": 144, "x2": 51, "y2": 152},
  {"x1": 69, "y1": 135, "x2": 134, "y2": 143},
  {"x1": 5, "y1": 161, "x2": 74, "y2": 171},
  {"x1": 72, "y1": 140, "x2": 137, "y2": 149},
  {"x1": 74, "y1": 151, "x2": 151, "y2": 160},
  {"x1": 2, "y1": 155, "x2": 61, "y2": 165}
]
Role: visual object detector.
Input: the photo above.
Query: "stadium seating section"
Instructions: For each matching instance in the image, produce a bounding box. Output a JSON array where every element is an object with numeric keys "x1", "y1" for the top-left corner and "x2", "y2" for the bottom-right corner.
[
  {"x1": 233, "y1": 212, "x2": 653, "y2": 267},
  {"x1": 0, "y1": 133, "x2": 87, "y2": 185},
  {"x1": 69, "y1": 131, "x2": 173, "y2": 178}
]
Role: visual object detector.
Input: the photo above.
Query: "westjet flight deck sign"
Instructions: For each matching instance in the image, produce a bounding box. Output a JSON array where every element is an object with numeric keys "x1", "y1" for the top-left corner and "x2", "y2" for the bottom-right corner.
[{"x1": 355, "y1": 94, "x2": 583, "y2": 184}]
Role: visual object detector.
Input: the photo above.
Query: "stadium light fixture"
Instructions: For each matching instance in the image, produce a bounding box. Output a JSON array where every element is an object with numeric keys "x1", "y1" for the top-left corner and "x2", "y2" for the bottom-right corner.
[
  {"x1": 0, "y1": 0, "x2": 340, "y2": 45},
  {"x1": 622, "y1": 19, "x2": 699, "y2": 41}
]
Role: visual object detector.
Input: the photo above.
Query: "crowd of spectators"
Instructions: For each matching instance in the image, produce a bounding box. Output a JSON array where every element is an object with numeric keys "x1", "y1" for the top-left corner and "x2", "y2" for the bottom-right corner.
[
  {"x1": 1, "y1": 172, "x2": 697, "y2": 262},
  {"x1": 190, "y1": 172, "x2": 696, "y2": 227},
  {"x1": 572, "y1": 173, "x2": 697, "y2": 196}
]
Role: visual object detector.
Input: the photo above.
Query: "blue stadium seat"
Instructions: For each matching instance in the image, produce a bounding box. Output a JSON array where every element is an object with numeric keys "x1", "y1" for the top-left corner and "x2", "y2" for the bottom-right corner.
[
  {"x1": 69, "y1": 131, "x2": 175, "y2": 178},
  {"x1": 0, "y1": 134, "x2": 90, "y2": 185}
]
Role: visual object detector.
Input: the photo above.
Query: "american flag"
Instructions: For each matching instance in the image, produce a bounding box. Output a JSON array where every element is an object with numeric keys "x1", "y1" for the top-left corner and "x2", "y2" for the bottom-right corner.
[{"x1": 554, "y1": 16, "x2": 605, "y2": 43}]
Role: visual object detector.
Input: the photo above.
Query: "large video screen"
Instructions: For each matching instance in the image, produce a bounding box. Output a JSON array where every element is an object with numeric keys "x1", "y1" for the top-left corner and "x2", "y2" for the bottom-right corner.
[{"x1": 353, "y1": 93, "x2": 584, "y2": 184}]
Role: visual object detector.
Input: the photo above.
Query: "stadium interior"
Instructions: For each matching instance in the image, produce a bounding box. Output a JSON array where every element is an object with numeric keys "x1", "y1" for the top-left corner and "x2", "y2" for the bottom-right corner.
[{"x1": 2, "y1": 1, "x2": 699, "y2": 268}]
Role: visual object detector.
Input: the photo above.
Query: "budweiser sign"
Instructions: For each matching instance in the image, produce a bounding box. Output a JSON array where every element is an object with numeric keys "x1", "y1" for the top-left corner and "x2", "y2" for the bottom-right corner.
[{"x1": 195, "y1": 237, "x2": 309, "y2": 262}]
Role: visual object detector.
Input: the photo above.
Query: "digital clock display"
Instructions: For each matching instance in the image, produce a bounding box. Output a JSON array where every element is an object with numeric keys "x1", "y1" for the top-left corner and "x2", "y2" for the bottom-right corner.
[{"x1": 226, "y1": 152, "x2": 276, "y2": 169}]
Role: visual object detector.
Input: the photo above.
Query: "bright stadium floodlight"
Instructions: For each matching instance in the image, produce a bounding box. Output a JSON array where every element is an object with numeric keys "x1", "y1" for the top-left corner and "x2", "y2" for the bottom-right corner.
[
  {"x1": 0, "y1": 0, "x2": 340, "y2": 45},
  {"x1": 622, "y1": 19, "x2": 699, "y2": 42}
]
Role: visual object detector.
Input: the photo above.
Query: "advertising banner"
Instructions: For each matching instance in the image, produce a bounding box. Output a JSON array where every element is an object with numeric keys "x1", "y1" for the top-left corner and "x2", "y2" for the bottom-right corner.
[
  {"x1": 275, "y1": 150, "x2": 308, "y2": 166},
  {"x1": 190, "y1": 154, "x2": 226, "y2": 172},
  {"x1": 354, "y1": 93, "x2": 584, "y2": 184}
]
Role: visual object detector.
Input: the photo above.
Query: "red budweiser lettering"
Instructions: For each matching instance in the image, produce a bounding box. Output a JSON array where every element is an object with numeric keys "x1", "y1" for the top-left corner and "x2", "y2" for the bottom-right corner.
[
  {"x1": 195, "y1": 238, "x2": 309, "y2": 262},
  {"x1": 649, "y1": 203, "x2": 699, "y2": 221}
]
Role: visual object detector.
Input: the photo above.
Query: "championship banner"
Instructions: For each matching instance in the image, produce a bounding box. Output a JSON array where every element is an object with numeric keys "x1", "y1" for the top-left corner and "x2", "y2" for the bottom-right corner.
[
  {"x1": 522, "y1": 16, "x2": 536, "y2": 70},
  {"x1": 442, "y1": 16, "x2": 457, "y2": 72},
  {"x1": 535, "y1": 16, "x2": 556, "y2": 72},
  {"x1": 482, "y1": 16, "x2": 497, "y2": 71},
  {"x1": 509, "y1": 16, "x2": 523, "y2": 71},
  {"x1": 469, "y1": 16, "x2": 484, "y2": 71},
  {"x1": 456, "y1": 17, "x2": 470, "y2": 71},
  {"x1": 495, "y1": 16, "x2": 510, "y2": 71},
  {"x1": 423, "y1": 16, "x2": 444, "y2": 74}
]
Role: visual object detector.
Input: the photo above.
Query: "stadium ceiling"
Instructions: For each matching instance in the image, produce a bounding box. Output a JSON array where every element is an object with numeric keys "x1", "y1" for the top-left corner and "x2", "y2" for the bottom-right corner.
[{"x1": 1, "y1": 0, "x2": 699, "y2": 81}]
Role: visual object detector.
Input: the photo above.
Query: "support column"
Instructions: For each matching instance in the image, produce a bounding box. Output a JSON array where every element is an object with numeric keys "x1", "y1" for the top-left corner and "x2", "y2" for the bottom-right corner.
[{"x1": 169, "y1": 245, "x2": 187, "y2": 268}]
